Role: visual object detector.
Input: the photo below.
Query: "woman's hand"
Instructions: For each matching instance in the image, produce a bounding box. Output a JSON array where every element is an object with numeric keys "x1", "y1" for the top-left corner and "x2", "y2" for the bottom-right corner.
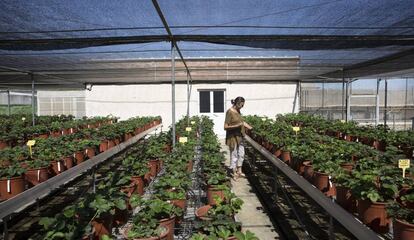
[{"x1": 243, "y1": 121, "x2": 253, "y2": 130}]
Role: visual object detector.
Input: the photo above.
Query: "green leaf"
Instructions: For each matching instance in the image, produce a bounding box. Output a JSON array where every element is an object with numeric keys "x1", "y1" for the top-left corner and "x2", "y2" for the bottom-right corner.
[
  {"x1": 101, "y1": 235, "x2": 112, "y2": 240},
  {"x1": 39, "y1": 217, "x2": 55, "y2": 229},
  {"x1": 63, "y1": 206, "x2": 76, "y2": 218}
]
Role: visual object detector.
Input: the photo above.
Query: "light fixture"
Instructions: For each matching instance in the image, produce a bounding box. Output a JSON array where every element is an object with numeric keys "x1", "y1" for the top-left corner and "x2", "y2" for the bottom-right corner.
[{"x1": 85, "y1": 83, "x2": 93, "y2": 91}]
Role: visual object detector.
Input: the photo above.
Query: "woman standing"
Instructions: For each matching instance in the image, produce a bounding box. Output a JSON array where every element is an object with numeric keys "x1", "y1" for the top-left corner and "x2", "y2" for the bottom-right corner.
[{"x1": 224, "y1": 96, "x2": 252, "y2": 180}]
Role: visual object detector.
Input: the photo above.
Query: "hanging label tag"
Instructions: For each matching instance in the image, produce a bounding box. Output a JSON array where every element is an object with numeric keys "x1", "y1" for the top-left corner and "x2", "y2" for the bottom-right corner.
[
  {"x1": 37, "y1": 169, "x2": 41, "y2": 181},
  {"x1": 27, "y1": 140, "x2": 36, "y2": 157},
  {"x1": 185, "y1": 127, "x2": 192, "y2": 132},
  {"x1": 27, "y1": 140, "x2": 36, "y2": 146},
  {"x1": 340, "y1": 120, "x2": 346, "y2": 123},
  {"x1": 7, "y1": 179, "x2": 11, "y2": 193},
  {"x1": 399, "y1": 159, "x2": 410, "y2": 178},
  {"x1": 191, "y1": 121, "x2": 195, "y2": 125},
  {"x1": 179, "y1": 137, "x2": 188, "y2": 143}
]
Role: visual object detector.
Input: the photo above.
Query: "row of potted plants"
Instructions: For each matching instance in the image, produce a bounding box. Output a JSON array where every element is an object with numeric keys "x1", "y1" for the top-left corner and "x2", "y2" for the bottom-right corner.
[
  {"x1": 0, "y1": 114, "x2": 120, "y2": 150},
  {"x1": 39, "y1": 121, "x2": 168, "y2": 239},
  {"x1": 120, "y1": 116, "x2": 201, "y2": 240},
  {"x1": 275, "y1": 113, "x2": 414, "y2": 157},
  {"x1": 0, "y1": 116, "x2": 161, "y2": 201},
  {"x1": 245, "y1": 114, "x2": 413, "y2": 239}
]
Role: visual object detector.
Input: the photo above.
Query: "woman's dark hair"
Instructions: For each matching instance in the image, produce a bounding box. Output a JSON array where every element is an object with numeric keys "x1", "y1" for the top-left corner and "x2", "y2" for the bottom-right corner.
[{"x1": 231, "y1": 96, "x2": 245, "y2": 105}]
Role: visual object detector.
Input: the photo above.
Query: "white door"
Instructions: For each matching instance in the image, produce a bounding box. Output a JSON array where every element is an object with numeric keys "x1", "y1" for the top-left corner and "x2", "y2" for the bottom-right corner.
[{"x1": 198, "y1": 89, "x2": 226, "y2": 137}]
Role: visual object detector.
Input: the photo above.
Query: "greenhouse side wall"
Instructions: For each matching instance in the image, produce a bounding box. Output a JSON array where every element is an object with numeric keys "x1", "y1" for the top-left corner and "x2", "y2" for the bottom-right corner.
[
  {"x1": 84, "y1": 83, "x2": 298, "y2": 134},
  {"x1": 300, "y1": 79, "x2": 414, "y2": 130}
]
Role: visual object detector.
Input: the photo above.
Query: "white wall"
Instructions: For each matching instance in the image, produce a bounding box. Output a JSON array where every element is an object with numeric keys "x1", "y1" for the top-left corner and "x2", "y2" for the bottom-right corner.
[{"x1": 85, "y1": 83, "x2": 298, "y2": 128}]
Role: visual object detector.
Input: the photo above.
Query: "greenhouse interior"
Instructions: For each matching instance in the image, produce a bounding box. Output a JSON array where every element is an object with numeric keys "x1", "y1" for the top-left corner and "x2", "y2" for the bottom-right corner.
[{"x1": 0, "y1": 1, "x2": 414, "y2": 240}]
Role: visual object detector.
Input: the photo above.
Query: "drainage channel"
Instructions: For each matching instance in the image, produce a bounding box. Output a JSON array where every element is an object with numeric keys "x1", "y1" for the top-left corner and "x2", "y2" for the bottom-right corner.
[{"x1": 115, "y1": 128, "x2": 204, "y2": 240}]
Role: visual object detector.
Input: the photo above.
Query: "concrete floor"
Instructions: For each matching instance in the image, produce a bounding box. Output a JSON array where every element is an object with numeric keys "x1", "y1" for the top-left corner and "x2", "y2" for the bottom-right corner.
[{"x1": 221, "y1": 140, "x2": 281, "y2": 240}]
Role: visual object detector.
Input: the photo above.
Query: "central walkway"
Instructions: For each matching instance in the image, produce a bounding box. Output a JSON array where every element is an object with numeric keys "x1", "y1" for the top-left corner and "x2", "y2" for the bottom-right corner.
[{"x1": 220, "y1": 140, "x2": 281, "y2": 240}]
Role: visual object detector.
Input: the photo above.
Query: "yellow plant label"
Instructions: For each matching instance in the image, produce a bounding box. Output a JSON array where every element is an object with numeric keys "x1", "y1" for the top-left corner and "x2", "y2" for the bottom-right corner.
[
  {"x1": 399, "y1": 159, "x2": 410, "y2": 169},
  {"x1": 179, "y1": 137, "x2": 188, "y2": 143},
  {"x1": 191, "y1": 121, "x2": 196, "y2": 125},
  {"x1": 292, "y1": 127, "x2": 300, "y2": 132},
  {"x1": 26, "y1": 140, "x2": 36, "y2": 146},
  {"x1": 27, "y1": 140, "x2": 36, "y2": 157},
  {"x1": 340, "y1": 120, "x2": 346, "y2": 123},
  {"x1": 399, "y1": 159, "x2": 410, "y2": 178},
  {"x1": 261, "y1": 118, "x2": 267, "y2": 121},
  {"x1": 185, "y1": 127, "x2": 192, "y2": 132}
]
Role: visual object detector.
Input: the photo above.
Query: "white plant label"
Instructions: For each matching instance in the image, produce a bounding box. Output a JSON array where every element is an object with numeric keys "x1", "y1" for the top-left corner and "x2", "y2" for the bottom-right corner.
[
  {"x1": 37, "y1": 170, "x2": 41, "y2": 181},
  {"x1": 186, "y1": 127, "x2": 192, "y2": 132},
  {"x1": 85, "y1": 149, "x2": 88, "y2": 154},
  {"x1": 58, "y1": 162, "x2": 61, "y2": 172},
  {"x1": 7, "y1": 179, "x2": 11, "y2": 193},
  {"x1": 70, "y1": 128, "x2": 73, "y2": 134}
]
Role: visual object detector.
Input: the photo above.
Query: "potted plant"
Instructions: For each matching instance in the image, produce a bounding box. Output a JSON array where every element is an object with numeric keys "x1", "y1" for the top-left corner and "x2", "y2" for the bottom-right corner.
[
  {"x1": 123, "y1": 218, "x2": 169, "y2": 240},
  {"x1": 196, "y1": 191, "x2": 243, "y2": 221},
  {"x1": 349, "y1": 166, "x2": 398, "y2": 233},
  {"x1": 132, "y1": 198, "x2": 183, "y2": 240},
  {"x1": 122, "y1": 156, "x2": 150, "y2": 195},
  {"x1": 0, "y1": 163, "x2": 26, "y2": 200},
  {"x1": 206, "y1": 172, "x2": 230, "y2": 205},
  {"x1": 387, "y1": 202, "x2": 414, "y2": 240},
  {"x1": 25, "y1": 158, "x2": 50, "y2": 187}
]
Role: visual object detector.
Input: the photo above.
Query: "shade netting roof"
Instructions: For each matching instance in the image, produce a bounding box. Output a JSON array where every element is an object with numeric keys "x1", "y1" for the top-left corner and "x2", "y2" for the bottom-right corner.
[{"x1": 0, "y1": 0, "x2": 414, "y2": 89}]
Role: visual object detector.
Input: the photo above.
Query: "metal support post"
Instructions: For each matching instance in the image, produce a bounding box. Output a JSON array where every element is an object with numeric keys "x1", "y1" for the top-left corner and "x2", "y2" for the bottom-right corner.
[
  {"x1": 329, "y1": 198, "x2": 336, "y2": 240},
  {"x1": 345, "y1": 79, "x2": 351, "y2": 122},
  {"x1": 3, "y1": 217, "x2": 8, "y2": 240},
  {"x1": 375, "y1": 79, "x2": 380, "y2": 126},
  {"x1": 384, "y1": 79, "x2": 388, "y2": 127},
  {"x1": 171, "y1": 43, "x2": 176, "y2": 147},
  {"x1": 298, "y1": 81, "x2": 301, "y2": 113},
  {"x1": 31, "y1": 73, "x2": 35, "y2": 126},
  {"x1": 273, "y1": 165, "x2": 279, "y2": 199},
  {"x1": 7, "y1": 90, "x2": 10, "y2": 116},
  {"x1": 404, "y1": 78, "x2": 408, "y2": 129},
  {"x1": 341, "y1": 70, "x2": 345, "y2": 120},
  {"x1": 322, "y1": 81, "x2": 325, "y2": 109},
  {"x1": 292, "y1": 81, "x2": 299, "y2": 113},
  {"x1": 92, "y1": 167, "x2": 96, "y2": 193},
  {"x1": 186, "y1": 72, "x2": 190, "y2": 125}
]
